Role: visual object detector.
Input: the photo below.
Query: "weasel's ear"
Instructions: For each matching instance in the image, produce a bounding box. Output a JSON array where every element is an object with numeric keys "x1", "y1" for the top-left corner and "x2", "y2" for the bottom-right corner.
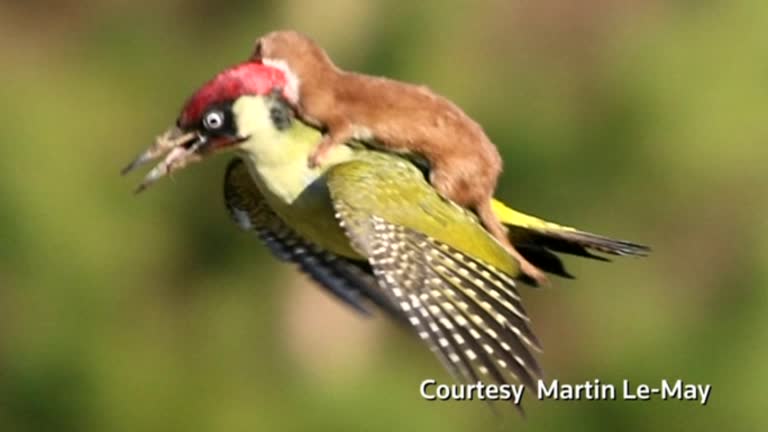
[{"x1": 251, "y1": 40, "x2": 263, "y2": 60}]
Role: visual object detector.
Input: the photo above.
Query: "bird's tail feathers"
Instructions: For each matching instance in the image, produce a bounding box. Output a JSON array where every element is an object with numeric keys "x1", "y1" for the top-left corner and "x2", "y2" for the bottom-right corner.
[{"x1": 490, "y1": 199, "x2": 649, "y2": 278}]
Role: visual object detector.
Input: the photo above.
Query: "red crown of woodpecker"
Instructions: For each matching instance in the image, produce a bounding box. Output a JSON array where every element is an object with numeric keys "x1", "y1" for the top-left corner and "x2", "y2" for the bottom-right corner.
[{"x1": 179, "y1": 61, "x2": 288, "y2": 129}]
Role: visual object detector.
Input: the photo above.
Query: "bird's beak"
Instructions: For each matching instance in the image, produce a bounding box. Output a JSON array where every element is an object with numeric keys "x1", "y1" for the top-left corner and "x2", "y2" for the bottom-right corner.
[{"x1": 121, "y1": 126, "x2": 207, "y2": 193}]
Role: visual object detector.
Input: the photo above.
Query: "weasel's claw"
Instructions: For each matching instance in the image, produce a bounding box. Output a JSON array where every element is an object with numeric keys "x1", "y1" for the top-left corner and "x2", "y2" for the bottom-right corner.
[{"x1": 307, "y1": 151, "x2": 323, "y2": 169}]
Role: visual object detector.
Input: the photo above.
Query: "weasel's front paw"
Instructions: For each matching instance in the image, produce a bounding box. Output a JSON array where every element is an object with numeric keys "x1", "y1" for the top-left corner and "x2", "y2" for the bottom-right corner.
[
  {"x1": 307, "y1": 147, "x2": 327, "y2": 169},
  {"x1": 308, "y1": 135, "x2": 338, "y2": 168}
]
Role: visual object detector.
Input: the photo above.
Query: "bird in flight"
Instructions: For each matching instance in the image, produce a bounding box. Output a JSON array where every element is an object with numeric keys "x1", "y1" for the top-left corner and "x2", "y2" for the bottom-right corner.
[{"x1": 123, "y1": 60, "x2": 649, "y2": 407}]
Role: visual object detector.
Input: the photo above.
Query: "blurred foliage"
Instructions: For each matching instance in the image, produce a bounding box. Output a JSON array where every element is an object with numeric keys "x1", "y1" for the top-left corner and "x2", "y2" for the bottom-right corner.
[{"x1": 1, "y1": 0, "x2": 766, "y2": 431}]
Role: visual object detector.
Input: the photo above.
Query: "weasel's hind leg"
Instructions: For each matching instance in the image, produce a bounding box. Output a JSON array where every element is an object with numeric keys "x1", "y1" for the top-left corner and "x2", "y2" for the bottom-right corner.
[
  {"x1": 429, "y1": 166, "x2": 545, "y2": 284},
  {"x1": 476, "y1": 201, "x2": 549, "y2": 287}
]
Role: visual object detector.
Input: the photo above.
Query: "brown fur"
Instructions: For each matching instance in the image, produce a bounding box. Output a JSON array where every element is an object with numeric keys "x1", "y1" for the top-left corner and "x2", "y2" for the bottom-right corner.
[{"x1": 252, "y1": 30, "x2": 546, "y2": 285}]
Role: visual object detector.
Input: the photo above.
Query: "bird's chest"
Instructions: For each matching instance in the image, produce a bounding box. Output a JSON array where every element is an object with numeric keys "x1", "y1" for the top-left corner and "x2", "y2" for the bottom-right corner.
[{"x1": 242, "y1": 156, "x2": 359, "y2": 259}]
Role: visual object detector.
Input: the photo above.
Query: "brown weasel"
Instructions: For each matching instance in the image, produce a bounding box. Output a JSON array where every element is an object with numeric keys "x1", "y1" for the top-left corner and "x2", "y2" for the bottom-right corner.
[{"x1": 251, "y1": 30, "x2": 547, "y2": 285}]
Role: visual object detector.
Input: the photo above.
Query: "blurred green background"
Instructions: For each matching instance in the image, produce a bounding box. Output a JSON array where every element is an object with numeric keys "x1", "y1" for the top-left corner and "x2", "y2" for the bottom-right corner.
[{"x1": 1, "y1": 0, "x2": 766, "y2": 430}]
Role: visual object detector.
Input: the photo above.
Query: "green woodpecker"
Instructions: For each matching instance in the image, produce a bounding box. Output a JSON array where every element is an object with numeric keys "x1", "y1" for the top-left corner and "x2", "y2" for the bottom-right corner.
[{"x1": 123, "y1": 61, "x2": 649, "y2": 400}]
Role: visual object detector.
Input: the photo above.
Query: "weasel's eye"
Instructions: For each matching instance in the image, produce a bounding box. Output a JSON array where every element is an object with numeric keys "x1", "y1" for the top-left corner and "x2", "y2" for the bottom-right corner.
[{"x1": 203, "y1": 110, "x2": 225, "y2": 131}]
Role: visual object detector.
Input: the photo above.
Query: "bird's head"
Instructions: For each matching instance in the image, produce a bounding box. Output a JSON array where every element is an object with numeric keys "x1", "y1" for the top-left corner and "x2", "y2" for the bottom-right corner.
[{"x1": 122, "y1": 60, "x2": 293, "y2": 192}]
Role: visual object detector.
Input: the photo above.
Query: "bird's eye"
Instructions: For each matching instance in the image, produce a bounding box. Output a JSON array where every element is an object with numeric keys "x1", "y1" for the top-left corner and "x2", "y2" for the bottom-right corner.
[{"x1": 203, "y1": 110, "x2": 225, "y2": 131}]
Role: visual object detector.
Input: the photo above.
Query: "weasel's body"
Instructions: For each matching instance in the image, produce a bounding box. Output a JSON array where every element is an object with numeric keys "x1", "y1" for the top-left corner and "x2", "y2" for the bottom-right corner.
[{"x1": 252, "y1": 30, "x2": 546, "y2": 285}]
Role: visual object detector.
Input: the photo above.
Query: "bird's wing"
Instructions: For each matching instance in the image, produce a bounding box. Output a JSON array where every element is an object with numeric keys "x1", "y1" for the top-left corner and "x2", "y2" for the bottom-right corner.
[
  {"x1": 491, "y1": 199, "x2": 650, "y2": 278},
  {"x1": 222, "y1": 158, "x2": 401, "y2": 318},
  {"x1": 326, "y1": 153, "x2": 542, "y2": 393}
]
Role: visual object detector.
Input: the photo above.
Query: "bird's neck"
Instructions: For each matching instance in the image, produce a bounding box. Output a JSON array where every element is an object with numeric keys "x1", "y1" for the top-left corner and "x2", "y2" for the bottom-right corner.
[{"x1": 236, "y1": 120, "x2": 355, "y2": 204}]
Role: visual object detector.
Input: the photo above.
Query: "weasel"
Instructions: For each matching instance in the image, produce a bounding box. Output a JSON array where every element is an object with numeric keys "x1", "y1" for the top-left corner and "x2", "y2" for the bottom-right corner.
[{"x1": 252, "y1": 30, "x2": 546, "y2": 285}]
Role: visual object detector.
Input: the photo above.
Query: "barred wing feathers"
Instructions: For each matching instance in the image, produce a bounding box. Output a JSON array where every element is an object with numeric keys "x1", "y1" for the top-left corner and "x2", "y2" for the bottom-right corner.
[{"x1": 327, "y1": 155, "x2": 543, "y2": 393}]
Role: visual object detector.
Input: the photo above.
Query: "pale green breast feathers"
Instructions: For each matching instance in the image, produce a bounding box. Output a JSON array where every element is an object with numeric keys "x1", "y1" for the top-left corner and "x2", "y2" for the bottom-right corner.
[{"x1": 233, "y1": 95, "x2": 359, "y2": 258}]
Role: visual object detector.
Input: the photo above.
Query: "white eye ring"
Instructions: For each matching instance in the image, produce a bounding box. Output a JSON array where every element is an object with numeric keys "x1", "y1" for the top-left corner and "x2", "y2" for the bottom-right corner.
[{"x1": 203, "y1": 110, "x2": 225, "y2": 130}]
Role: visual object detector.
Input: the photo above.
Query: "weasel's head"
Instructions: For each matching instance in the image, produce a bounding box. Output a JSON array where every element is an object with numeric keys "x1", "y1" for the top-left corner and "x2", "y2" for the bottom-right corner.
[{"x1": 252, "y1": 30, "x2": 335, "y2": 99}]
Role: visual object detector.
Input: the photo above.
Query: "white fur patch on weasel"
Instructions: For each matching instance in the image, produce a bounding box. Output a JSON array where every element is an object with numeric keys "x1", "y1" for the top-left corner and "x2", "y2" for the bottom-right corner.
[
  {"x1": 262, "y1": 58, "x2": 300, "y2": 104},
  {"x1": 351, "y1": 125, "x2": 374, "y2": 141}
]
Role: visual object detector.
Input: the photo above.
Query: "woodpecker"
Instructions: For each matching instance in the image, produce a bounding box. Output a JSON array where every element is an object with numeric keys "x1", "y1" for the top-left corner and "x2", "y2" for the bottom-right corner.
[{"x1": 123, "y1": 61, "x2": 649, "y2": 405}]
